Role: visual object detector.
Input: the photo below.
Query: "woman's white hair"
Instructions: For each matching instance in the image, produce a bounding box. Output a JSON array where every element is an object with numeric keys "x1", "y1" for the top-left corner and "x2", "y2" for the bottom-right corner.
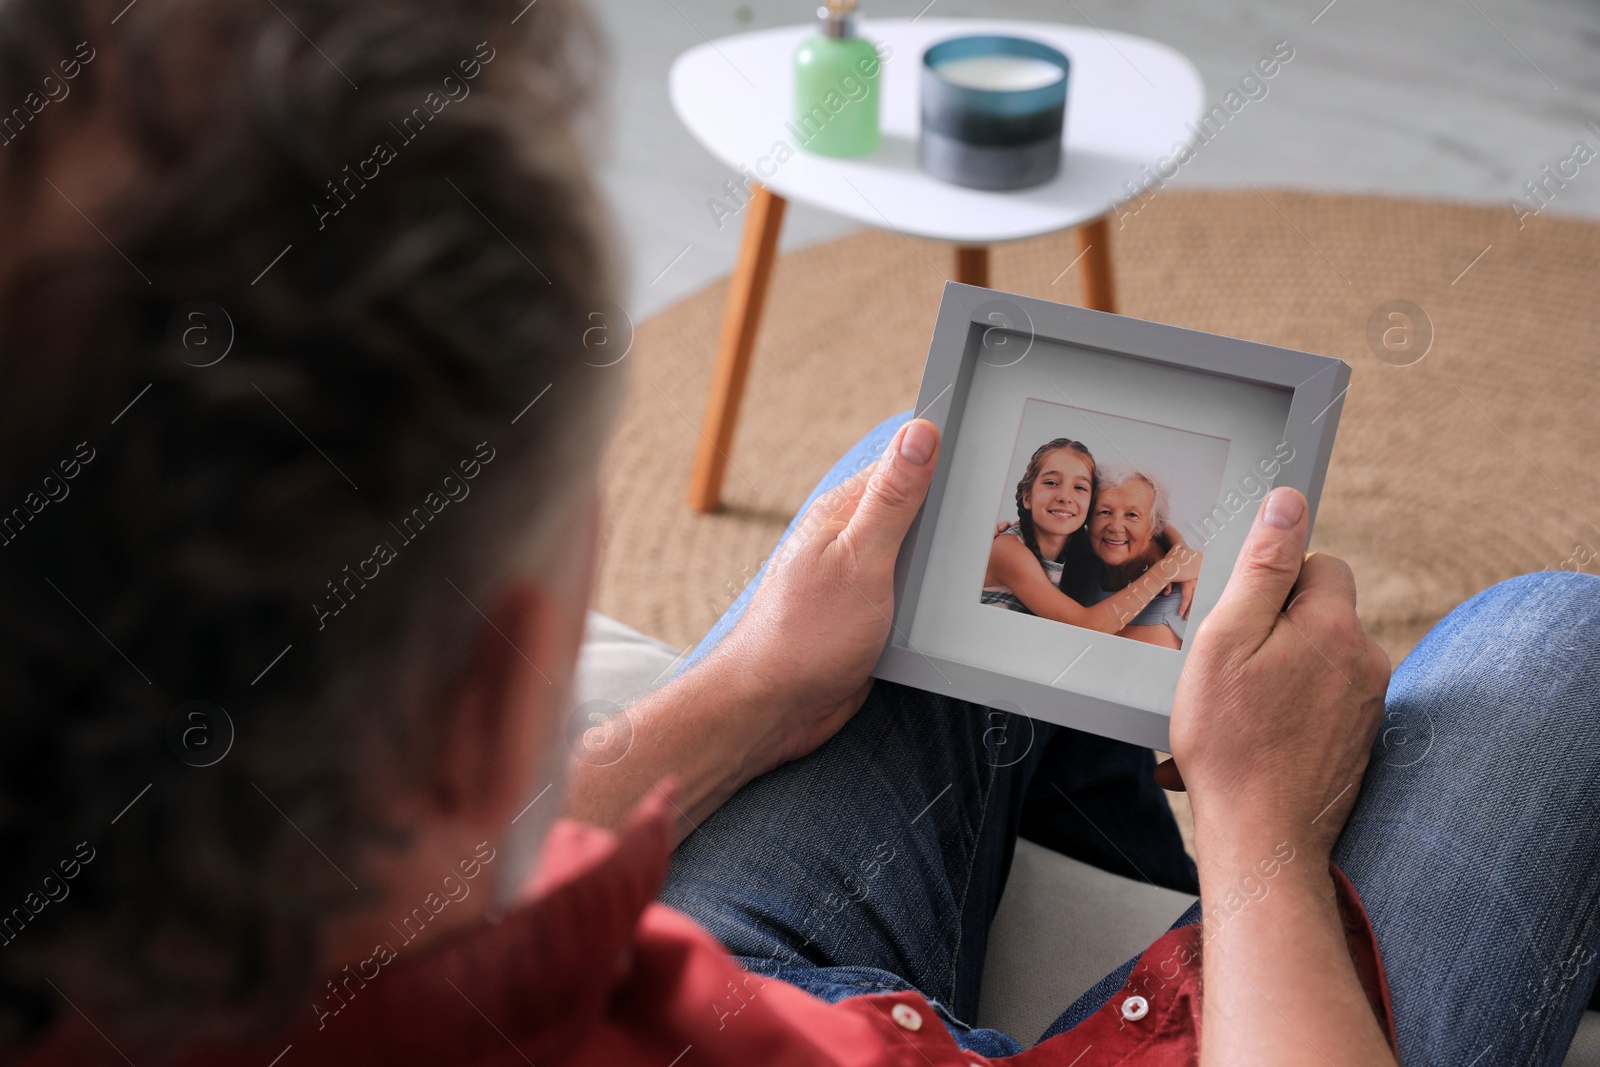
[{"x1": 1095, "y1": 465, "x2": 1170, "y2": 535}]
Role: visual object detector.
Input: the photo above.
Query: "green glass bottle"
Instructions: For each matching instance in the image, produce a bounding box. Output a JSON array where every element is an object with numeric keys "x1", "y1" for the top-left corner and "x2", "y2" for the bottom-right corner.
[{"x1": 791, "y1": 0, "x2": 880, "y2": 158}]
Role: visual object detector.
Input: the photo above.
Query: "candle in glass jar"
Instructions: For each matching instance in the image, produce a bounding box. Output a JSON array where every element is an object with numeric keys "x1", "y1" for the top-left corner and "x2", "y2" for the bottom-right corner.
[
  {"x1": 919, "y1": 35, "x2": 1070, "y2": 191},
  {"x1": 932, "y1": 54, "x2": 1065, "y2": 92}
]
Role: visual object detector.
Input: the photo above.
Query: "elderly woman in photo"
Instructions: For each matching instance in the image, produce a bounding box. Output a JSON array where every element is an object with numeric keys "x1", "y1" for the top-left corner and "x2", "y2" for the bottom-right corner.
[
  {"x1": 981, "y1": 438, "x2": 1200, "y2": 632},
  {"x1": 1085, "y1": 466, "x2": 1201, "y2": 650}
]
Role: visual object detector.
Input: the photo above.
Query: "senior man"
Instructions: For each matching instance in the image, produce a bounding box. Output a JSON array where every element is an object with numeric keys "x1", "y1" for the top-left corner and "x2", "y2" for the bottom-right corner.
[{"x1": 5, "y1": 0, "x2": 1600, "y2": 1065}]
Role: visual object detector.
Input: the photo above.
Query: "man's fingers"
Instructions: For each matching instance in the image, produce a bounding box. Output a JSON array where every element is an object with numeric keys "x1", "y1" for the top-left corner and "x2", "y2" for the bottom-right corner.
[
  {"x1": 788, "y1": 470, "x2": 869, "y2": 559},
  {"x1": 1152, "y1": 757, "x2": 1186, "y2": 792},
  {"x1": 1283, "y1": 551, "x2": 1386, "y2": 689},
  {"x1": 843, "y1": 419, "x2": 940, "y2": 567},
  {"x1": 812, "y1": 469, "x2": 868, "y2": 529},
  {"x1": 1283, "y1": 552, "x2": 1357, "y2": 625},
  {"x1": 1205, "y1": 487, "x2": 1311, "y2": 643}
]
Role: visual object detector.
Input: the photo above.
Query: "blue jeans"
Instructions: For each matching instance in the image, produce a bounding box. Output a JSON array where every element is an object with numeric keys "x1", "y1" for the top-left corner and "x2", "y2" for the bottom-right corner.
[{"x1": 661, "y1": 412, "x2": 1600, "y2": 1065}]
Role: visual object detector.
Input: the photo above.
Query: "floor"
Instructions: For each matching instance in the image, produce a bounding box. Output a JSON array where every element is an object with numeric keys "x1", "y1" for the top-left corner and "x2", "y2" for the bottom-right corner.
[{"x1": 587, "y1": 0, "x2": 1600, "y2": 321}]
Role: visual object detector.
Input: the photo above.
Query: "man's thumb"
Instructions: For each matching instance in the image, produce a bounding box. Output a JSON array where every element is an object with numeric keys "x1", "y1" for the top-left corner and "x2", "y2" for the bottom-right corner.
[
  {"x1": 848, "y1": 419, "x2": 940, "y2": 565},
  {"x1": 1209, "y1": 487, "x2": 1310, "y2": 635}
]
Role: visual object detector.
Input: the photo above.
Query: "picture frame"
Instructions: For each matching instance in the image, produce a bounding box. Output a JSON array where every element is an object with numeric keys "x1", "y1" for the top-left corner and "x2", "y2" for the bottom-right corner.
[{"x1": 872, "y1": 281, "x2": 1350, "y2": 751}]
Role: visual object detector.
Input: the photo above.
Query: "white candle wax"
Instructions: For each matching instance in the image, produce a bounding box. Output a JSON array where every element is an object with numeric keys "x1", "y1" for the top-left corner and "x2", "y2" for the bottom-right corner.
[{"x1": 934, "y1": 54, "x2": 1064, "y2": 92}]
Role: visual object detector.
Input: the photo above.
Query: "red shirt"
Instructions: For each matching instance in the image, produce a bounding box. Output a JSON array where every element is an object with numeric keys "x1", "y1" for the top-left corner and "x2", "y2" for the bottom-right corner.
[{"x1": 23, "y1": 791, "x2": 1398, "y2": 1066}]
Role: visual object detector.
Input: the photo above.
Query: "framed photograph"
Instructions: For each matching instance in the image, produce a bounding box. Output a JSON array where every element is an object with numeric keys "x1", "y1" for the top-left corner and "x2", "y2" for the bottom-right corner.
[{"x1": 872, "y1": 282, "x2": 1349, "y2": 751}]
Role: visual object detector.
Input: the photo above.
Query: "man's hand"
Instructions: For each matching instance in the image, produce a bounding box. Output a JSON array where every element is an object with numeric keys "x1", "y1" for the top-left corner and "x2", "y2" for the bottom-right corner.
[
  {"x1": 564, "y1": 420, "x2": 939, "y2": 846},
  {"x1": 711, "y1": 419, "x2": 941, "y2": 775},
  {"x1": 1169, "y1": 487, "x2": 1390, "y2": 862},
  {"x1": 1168, "y1": 488, "x2": 1398, "y2": 1067}
]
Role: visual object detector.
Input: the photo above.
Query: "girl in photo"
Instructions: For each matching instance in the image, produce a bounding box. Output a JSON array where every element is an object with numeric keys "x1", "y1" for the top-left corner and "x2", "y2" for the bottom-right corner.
[{"x1": 981, "y1": 439, "x2": 1199, "y2": 633}]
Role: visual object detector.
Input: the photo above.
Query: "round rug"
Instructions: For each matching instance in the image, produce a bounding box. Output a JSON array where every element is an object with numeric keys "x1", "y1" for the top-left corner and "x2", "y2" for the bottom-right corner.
[{"x1": 595, "y1": 189, "x2": 1600, "y2": 663}]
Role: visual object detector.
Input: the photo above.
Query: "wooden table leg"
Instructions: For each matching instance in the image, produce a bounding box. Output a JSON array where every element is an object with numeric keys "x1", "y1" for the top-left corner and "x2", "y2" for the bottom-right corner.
[
  {"x1": 1076, "y1": 215, "x2": 1117, "y2": 313},
  {"x1": 955, "y1": 245, "x2": 989, "y2": 288},
  {"x1": 688, "y1": 184, "x2": 787, "y2": 513}
]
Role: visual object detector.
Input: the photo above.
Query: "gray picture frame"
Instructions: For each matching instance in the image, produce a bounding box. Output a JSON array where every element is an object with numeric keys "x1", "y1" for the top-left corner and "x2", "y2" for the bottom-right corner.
[{"x1": 871, "y1": 281, "x2": 1350, "y2": 751}]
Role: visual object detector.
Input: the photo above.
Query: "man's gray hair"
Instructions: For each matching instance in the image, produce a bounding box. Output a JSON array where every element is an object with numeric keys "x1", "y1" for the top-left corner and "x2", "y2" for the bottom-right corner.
[{"x1": 1096, "y1": 465, "x2": 1171, "y2": 535}]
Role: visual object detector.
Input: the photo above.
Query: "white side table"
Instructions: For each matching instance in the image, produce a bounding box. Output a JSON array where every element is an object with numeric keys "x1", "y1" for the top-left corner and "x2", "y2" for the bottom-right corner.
[{"x1": 670, "y1": 17, "x2": 1204, "y2": 511}]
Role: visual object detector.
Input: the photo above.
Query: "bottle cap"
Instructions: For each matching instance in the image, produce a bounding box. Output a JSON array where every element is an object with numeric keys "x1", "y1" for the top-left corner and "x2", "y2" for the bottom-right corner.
[{"x1": 816, "y1": 0, "x2": 859, "y2": 39}]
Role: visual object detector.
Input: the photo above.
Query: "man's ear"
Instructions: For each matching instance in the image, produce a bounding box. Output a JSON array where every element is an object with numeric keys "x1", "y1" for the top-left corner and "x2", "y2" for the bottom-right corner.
[
  {"x1": 428, "y1": 580, "x2": 566, "y2": 831},
  {"x1": 424, "y1": 492, "x2": 599, "y2": 835}
]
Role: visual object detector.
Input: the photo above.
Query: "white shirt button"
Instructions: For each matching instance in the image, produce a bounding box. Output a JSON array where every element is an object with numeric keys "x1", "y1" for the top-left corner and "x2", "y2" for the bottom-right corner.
[
  {"x1": 891, "y1": 1003, "x2": 923, "y2": 1031},
  {"x1": 1121, "y1": 995, "x2": 1150, "y2": 1021}
]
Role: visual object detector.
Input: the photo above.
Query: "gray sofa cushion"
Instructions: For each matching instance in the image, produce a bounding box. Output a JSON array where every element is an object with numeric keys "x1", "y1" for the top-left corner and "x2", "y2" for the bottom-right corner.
[
  {"x1": 975, "y1": 838, "x2": 1194, "y2": 1042},
  {"x1": 575, "y1": 610, "x2": 685, "y2": 708}
]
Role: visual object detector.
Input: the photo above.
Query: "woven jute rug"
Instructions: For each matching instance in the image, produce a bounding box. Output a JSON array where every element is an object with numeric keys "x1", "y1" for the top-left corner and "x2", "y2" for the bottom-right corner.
[{"x1": 594, "y1": 189, "x2": 1600, "y2": 664}]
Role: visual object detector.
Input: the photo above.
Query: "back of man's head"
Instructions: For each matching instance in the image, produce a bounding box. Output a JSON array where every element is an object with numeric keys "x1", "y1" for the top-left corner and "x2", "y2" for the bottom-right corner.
[{"x1": 0, "y1": 0, "x2": 616, "y2": 1049}]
